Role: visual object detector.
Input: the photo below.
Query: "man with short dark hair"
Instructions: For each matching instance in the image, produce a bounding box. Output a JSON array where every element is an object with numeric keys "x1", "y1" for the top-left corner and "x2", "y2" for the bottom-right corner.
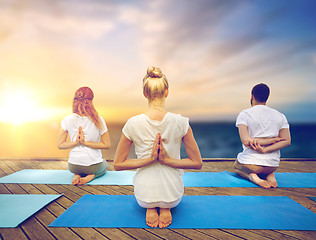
[{"x1": 235, "y1": 83, "x2": 291, "y2": 188}]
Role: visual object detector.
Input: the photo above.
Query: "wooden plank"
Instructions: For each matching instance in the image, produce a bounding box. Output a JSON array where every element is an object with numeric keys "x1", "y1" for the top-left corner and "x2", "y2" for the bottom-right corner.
[
  {"x1": 195, "y1": 229, "x2": 245, "y2": 240},
  {"x1": 247, "y1": 230, "x2": 303, "y2": 240},
  {"x1": 36, "y1": 208, "x2": 81, "y2": 240},
  {"x1": 121, "y1": 228, "x2": 164, "y2": 240},
  {"x1": 0, "y1": 228, "x2": 29, "y2": 240},
  {"x1": 278, "y1": 161, "x2": 316, "y2": 172},
  {"x1": 146, "y1": 229, "x2": 191, "y2": 240},
  {"x1": 223, "y1": 229, "x2": 275, "y2": 240},
  {"x1": 68, "y1": 228, "x2": 110, "y2": 240},
  {"x1": 4, "y1": 160, "x2": 29, "y2": 172},
  {"x1": 47, "y1": 184, "x2": 82, "y2": 203},
  {"x1": 171, "y1": 229, "x2": 218, "y2": 239},
  {"x1": 76, "y1": 185, "x2": 115, "y2": 195},
  {"x1": 34, "y1": 184, "x2": 75, "y2": 209},
  {"x1": 21, "y1": 216, "x2": 56, "y2": 240},
  {"x1": 96, "y1": 228, "x2": 136, "y2": 240},
  {"x1": 83, "y1": 185, "x2": 125, "y2": 195},
  {"x1": 0, "y1": 168, "x2": 7, "y2": 178},
  {"x1": 0, "y1": 160, "x2": 15, "y2": 175},
  {"x1": 4, "y1": 183, "x2": 28, "y2": 194},
  {"x1": 18, "y1": 184, "x2": 44, "y2": 195},
  {"x1": 275, "y1": 230, "x2": 316, "y2": 240},
  {"x1": 0, "y1": 184, "x2": 11, "y2": 194},
  {"x1": 110, "y1": 185, "x2": 134, "y2": 195}
]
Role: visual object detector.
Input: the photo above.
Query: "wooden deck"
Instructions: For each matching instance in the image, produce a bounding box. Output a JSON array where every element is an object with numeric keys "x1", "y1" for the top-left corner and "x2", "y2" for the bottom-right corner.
[{"x1": 0, "y1": 159, "x2": 316, "y2": 240}]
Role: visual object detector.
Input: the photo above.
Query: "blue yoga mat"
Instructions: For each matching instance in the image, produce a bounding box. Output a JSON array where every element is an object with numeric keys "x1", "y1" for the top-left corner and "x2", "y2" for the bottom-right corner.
[
  {"x1": 1, "y1": 169, "x2": 316, "y2": 188},
  {"x1": 49, "y1": 195, "x2": 316, "y2": 230},
  {"x1": 0, "y1": 169, "x2": 135, "y2": 185},
  {"x1": 183, "y1": 171, "x2": 316, "y2": 188},
  {"x1": 0, "y1": 194, "x2": 62, "y2": 228}
]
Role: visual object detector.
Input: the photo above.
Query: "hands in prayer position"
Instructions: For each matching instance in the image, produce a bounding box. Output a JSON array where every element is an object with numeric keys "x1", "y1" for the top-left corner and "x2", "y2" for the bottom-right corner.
[
  {"x1": 76, "y1": 126, "x2": 85, "y2": 145},
  {"x1": 150, "y1": 133, "x2": 169, "y2": 164}
]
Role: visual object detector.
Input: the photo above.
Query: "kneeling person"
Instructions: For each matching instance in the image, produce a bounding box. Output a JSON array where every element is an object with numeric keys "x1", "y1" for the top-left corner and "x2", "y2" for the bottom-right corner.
[{"x1": 235, "y1": 83, "x2": 291, "y2": 188}]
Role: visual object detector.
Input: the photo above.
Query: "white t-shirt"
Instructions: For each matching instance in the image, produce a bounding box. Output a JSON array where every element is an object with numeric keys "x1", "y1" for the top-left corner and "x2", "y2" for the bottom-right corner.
[
  {"x1": 236, "y1": 105, "x2": 289, "y2": 167},
  {"x1": 123, "y1": 112, "x2": 189, "y2": 203},
  {"x1": 61, "y1": 113, "x2": 108, "y2": 166}
]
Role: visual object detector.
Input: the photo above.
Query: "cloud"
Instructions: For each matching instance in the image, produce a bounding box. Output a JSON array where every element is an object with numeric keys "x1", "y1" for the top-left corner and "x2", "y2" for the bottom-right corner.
[
  {"x1": 0, "y1": 0, "x2": 117, "y2": 41},
  {"x1": 0, "y1": 0, "x2": 315, "y2": 123}
]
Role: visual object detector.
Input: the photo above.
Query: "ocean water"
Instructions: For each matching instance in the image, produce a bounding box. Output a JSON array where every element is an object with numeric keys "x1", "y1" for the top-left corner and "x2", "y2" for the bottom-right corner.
[{"x1": 180, "y1": 122, "x2": 316, "y2": 159}]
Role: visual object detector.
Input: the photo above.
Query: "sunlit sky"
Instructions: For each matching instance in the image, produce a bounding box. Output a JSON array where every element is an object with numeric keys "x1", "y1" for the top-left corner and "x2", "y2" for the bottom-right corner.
[{"x1": 0, "y1": 0, "x2": 315, "y2": 157}]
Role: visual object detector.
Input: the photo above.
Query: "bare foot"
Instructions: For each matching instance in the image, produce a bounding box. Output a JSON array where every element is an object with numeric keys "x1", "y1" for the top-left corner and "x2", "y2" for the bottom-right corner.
[
  {"x1": 159, "y1": 208, "x2": 172, "y2": 228},
  {"x1": 72, "y1": 174, "x2": 81, "y2": 185},
  {"x1": 249, "y1": 173, "x2": 270, "y2": 189},
  {"x1": 266, "y1": 172, "x2": 278, "y2": 188},
  {"x1": 78, "y1": 174, "x2": 95, "y2": 185},
  {"x1": 146, "y1": 208, "x2": 159, "y2": 228}
]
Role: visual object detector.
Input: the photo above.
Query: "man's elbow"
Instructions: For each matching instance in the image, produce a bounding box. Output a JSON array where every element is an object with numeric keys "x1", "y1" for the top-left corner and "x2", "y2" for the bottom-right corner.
[
  {"x1": 196, "y1": 162, "x2": 203, "y2": 170},
  {"x1": 286, "y1": 139, "x2": 291, "y2": 147},
  {"x1": 194, "y1": 159, "x2": 203, "y2": 170}
]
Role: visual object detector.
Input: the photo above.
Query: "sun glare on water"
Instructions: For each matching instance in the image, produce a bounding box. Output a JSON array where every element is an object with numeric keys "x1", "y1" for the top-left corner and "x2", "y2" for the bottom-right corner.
[{"x1": 0, "y1": 87, "x2": 45, "y2": 125}]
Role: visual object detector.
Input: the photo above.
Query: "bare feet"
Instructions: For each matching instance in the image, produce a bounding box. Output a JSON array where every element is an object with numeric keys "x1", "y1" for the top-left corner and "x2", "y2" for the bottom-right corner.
[
  {"x1": 78, "y1": 174, "x2": 95, "y2": 185},
  {"x1": 249, "y1": 173, "x2": 270, "y2": 189},
  {"x1": 266, "y1": 172, "x2": 278, "y2": 188},
  {"x1": 146, "y1": 208, "x2": 159, "y2": 228},
  {"x1": 159, "y1": 208, "x2": 172, "y2": 228},
  {"x1": 72, "y1": 174, "x2": 81, "y2": 185}
]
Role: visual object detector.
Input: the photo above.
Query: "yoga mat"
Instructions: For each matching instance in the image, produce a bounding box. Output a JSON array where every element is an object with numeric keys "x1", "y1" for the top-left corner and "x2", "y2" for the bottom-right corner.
[
  {"x1": 0, "y1": 169, "x2": 135, "y2": 185},
  {"x1": 183, "y1": 171, "x2": 316, "y2": 188},
  {"x1": 49, "y1": 195, "x2": 316, "y2": 230},
  {"x1": 0, "y1": 194, "x2": 62, "y2": 228},
  {"x1": 1, "y1": 170, "x2": 316, "y2": 188}
]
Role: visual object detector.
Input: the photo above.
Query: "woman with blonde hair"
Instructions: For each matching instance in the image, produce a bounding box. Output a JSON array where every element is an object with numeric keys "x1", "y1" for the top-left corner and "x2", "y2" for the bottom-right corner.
[
  {"x1": 114, "y1": 67, "x2": 202, "y2": 228},
  {"x1": 58, "y1": 87, "x2": 111, "y2": 185}
]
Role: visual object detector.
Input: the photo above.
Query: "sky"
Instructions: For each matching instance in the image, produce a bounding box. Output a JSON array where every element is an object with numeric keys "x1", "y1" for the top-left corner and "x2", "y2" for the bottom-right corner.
[{"x1": 0, "y1": 0, "x2": 315, "y2": 157}]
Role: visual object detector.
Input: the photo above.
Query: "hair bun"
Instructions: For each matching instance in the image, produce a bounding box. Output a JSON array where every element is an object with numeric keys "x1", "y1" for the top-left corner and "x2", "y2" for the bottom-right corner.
[
  {"x1": 147, "y1": 66, "x2": 163, "y2": 78},
  {"x1": 74, "y1": 87, "x2": 94, "y2": 101}
]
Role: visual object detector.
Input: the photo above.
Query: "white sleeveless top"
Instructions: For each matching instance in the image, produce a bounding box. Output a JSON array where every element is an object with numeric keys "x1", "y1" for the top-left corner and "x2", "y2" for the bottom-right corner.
[{"x1": 122, "y1": 112, "x2": 189, "y2": 203}]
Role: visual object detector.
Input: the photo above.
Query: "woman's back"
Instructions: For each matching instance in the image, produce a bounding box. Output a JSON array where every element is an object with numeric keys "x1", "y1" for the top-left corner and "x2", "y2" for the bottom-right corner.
[
  {"x1": 123, "y1": 112, "x2": 189, "y2": 160},
  {"x1": 122, "y1": 112, "x2": 189, "y2": 203}
]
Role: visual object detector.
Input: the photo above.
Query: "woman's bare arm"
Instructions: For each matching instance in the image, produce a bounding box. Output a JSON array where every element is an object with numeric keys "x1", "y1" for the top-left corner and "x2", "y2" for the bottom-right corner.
[
  {"x1": 113, "y1": 134, "x2": 158, "y2": 171},
  {"x1": 157, "y1": 127, "x2": 203, "y2": 169},
  {"x1": 253, "y1": 128, "x2": 291, "y2": 153},
  {"x1": 82, "y1": 131, "x2": 111, "y2": 149},
  {"x1": 238, "y1": 124, "x2": 284, "y2": 149},
  {"x1": 57, "y1": 128, "x2": 79, "y2": 149}
]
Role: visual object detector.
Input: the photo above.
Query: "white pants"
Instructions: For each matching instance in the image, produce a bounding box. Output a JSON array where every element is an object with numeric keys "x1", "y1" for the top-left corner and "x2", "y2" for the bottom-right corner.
[{"x1": 136, "y1": 197, "x2": 182, "y2": 209}]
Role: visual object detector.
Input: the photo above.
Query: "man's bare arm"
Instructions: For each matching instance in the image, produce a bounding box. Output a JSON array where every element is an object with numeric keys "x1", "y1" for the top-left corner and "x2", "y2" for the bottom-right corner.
[{"x1": 253, "y1": 128, "x2": 291, "y2": 153}]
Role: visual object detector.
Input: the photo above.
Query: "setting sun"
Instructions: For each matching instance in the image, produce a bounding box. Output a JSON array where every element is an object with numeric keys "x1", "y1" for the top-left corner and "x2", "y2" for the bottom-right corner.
[{"x1": 0, "y1": 87, "x2": 45, "y2": 125}]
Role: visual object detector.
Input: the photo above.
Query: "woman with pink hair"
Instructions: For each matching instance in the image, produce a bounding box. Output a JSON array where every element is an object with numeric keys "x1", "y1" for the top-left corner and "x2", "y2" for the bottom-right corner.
[{"x1": 58, "y1": 87, "x2": 111, "y2": 185}]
